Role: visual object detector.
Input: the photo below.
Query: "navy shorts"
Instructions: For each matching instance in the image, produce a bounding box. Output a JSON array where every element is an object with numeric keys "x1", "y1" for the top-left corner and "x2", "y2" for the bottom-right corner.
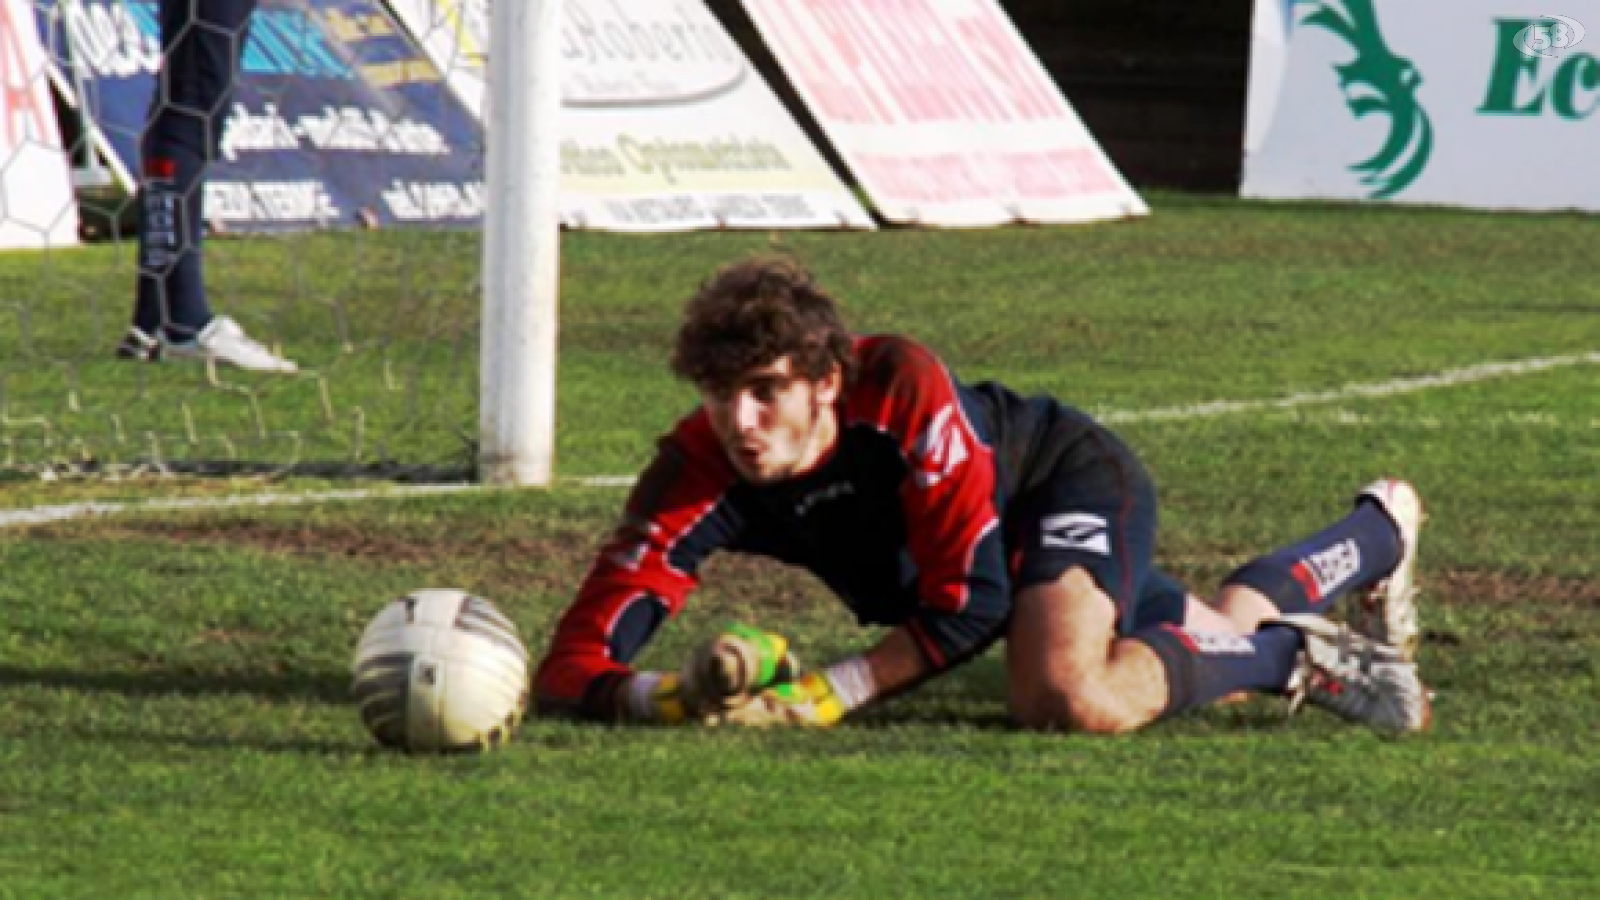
[{"x1": 1004, "y1": 427, "x2": 1187, "y2": 635}]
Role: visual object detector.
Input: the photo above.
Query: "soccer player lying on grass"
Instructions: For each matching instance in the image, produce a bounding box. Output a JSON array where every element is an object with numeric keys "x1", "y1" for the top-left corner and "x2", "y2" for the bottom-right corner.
[{"x1": 534, "y1": 257, "x2": 1430, "y2": 733}]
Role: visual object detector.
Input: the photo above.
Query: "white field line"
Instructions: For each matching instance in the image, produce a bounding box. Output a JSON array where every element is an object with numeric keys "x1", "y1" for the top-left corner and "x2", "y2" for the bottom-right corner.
[
  {"x1": 2, "y1": 350, "x2": 1595, "y2": 529},
  {"x1": 1096, "y1": 350, "x2": 1600, "y2": 423},
  {"x1": 0, "y1": 484, "x2": 479, "y2": 528}
]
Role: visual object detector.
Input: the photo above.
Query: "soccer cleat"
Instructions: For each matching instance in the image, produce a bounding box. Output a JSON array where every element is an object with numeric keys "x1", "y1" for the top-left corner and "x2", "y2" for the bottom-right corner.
[
  {"x1": 116, "y1": 317, "x2": 298, "y2": 372},
  {"x1": 1277, "y1": 613, "x2": 1431, "y2": 733},
  {"x1": 114, "y1": 326, "x2": 161, "y2": 361},
  {"x1": 1354, "y1": 478, "x2": 1424, "y2": 661}
]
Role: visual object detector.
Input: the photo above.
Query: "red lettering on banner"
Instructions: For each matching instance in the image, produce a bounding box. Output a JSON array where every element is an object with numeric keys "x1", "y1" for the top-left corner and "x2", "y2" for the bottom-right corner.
[
  {"x1": 995, "y1": 150, "x2": 1118, "y2": 199},
  {"x1": 0, "y1": 0, "x2": 52, "y2": 148},
  {"x1": 765, "y1": 1, "x2": 885, "y2": 124},
  {"x1": 880, "y1": 0, "x2": 1006, "y2": 124},
  {"x1": 956, "y1": 5, "x2": 1061, "y2": 121},
  {"x1": 803, "y1": 0, "x2": 1011, "y2": 125},
  {"x1": 859, "y1": 1, "x2": 939, "y2": 122},
  {"x1": 856, "y1": 153, "x2": 990, "y2": 204},
  {"x1": 804, "y1": 0, "x2": 900, "y2": 124},
  {"x1": 859, "y1": 148, "x2": 1117, "y2": 206}
]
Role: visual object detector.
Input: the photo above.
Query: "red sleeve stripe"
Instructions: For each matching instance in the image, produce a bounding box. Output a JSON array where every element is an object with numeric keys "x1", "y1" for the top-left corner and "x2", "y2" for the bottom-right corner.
[{"x1": 904, "y1": 619, "x2": 948, "y2": 670}]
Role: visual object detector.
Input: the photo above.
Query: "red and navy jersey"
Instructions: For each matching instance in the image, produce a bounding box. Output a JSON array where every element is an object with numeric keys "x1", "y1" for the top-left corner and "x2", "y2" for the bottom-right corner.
[{"x1": 536, "y1": 335, "x2": 1103, "y2": 719}]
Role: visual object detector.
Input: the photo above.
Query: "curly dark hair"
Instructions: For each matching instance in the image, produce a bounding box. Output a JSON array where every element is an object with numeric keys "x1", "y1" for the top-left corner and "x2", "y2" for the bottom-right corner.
[{"x1": 671, "y1": 257, "x2": 857, "y2": 392}]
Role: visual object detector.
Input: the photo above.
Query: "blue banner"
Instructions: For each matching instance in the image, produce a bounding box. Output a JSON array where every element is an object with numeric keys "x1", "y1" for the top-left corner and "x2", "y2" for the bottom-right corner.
[{"x1": 41, "y1": 0, "x2": 484, "y2": 231}]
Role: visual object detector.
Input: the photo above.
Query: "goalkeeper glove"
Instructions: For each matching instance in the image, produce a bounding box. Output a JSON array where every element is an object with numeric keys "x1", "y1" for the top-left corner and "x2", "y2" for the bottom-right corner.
[
  {"x1": 620, "y1": 623, "x2": 799, "y2": 725},
  {"x1": 715, "y1": 658, "x2": 876, "y2": 728},
  {"x1": 680, "y1": 623, "x2": 801, "y2": 714}
]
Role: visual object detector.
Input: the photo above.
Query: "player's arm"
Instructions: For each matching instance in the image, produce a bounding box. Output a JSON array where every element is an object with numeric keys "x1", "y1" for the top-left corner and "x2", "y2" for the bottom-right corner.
[
  {"x1": 534, "y1": 426, "x2": 744, "y2": 723},
  {"x1": 882, "y1": 338, "x2": 1013, "y2": 676}
]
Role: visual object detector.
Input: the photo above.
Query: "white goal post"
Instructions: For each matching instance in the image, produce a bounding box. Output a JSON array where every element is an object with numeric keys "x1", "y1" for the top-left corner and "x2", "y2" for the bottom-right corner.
[{"x1": 478, "y1": 0, "x2": 563, "y2": 487}]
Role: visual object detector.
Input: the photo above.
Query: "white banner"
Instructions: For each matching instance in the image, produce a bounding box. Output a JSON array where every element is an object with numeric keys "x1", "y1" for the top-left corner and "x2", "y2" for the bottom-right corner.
[
  {"x1": 741, "y1": 0, "x2": 1146, "y2": 227},
  {"x1": 1244, "y1": 0, "x2": 1600, "y2": 211},
  {"x1": 384, "y1": 0, "x2": 874, "y2": 231},
  {"x1": 0, "y1": 0, "x2": 79, "y2": 249}
]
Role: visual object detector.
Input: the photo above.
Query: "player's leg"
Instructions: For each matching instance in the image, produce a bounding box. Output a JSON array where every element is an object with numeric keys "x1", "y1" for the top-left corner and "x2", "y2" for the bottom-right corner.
[
  {"x1": 1008, "y1": 564, "x2": 1329, "y2": 732},
  {"x1": 130, "y1": 0, "x2": 257, "y2": 340},
  {"x1": 1003, "y1": 435, "x2": 1302, "y2": 732},
  {"x1": 1006, "y1": 568, "x2": 1167, "y2": 733},
  {"x1": 1141, "y1": 568, "x2": 1241, "y2": 634},
  {"x1": 1008, "y1": 573, "x2": 1430, "y2": 732},
  {"x1": 1212, "y1": 479, "x2": 1424, "y2": 658},
  {"x1": 121, "y1": 0, "x2": 293, "y2": 372},
  {"x1": 1003, "y1": 436, "x2": 1429, "y2": 732}
]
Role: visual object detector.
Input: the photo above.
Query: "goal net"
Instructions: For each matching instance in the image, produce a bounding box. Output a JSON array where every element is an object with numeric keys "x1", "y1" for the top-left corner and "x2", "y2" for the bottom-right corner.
[{"x1": 1, "y1": 0, "x2": 536, "y2": 486}]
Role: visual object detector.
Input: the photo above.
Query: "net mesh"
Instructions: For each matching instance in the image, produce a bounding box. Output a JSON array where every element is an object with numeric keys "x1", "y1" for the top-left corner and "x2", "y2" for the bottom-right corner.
[{"x1": 1, "y1": 0, "x2": 488, "y2": 484}]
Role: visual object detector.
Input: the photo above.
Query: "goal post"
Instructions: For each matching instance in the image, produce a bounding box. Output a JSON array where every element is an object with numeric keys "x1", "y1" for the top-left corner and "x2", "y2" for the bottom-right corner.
[{"x1": 478, "y1": 0, "x2": 563, "y2": 487}]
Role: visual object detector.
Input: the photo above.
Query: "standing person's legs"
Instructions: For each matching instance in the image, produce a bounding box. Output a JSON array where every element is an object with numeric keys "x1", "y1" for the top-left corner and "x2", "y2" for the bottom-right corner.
[
  {"x1": 121, "y1": 0, "x2": 293, "y2": 372},
  {"x1": 129, "y1": 0, "x2": 257, "y2": 341}
]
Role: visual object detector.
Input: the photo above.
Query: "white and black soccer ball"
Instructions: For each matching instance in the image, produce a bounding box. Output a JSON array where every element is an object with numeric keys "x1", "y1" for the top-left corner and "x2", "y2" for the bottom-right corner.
[{"x1": 352, "y1": 589, "x2": 530, "y2": 753}]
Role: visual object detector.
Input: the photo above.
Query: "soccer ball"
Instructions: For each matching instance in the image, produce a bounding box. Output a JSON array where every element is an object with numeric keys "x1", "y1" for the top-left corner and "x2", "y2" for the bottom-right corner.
[{"x1": 351, "y1": 589, "x2": 530, "y2": 753}]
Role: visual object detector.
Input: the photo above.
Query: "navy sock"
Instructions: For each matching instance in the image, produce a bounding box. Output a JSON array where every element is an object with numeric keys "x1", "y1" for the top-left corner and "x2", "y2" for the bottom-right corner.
[
  {"x1": 1136, "y1": 624, "x2": 1305, "y2": 718},
  {"x1": 1222, "y1": 501, "x2": 1402, "y2": 616},
  {"x1": 134, "y1": 145, "x2": 213, "y2": 339}
]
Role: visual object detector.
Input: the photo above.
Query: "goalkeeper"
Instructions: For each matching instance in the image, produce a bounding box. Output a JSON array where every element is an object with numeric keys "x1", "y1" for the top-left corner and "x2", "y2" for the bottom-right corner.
[
  {"x1": 115, "y1": 0, "x2": 297, "y2": 373},
  {"x1": 534, "y1": 257, "x2": 1430, "y2": 733}
]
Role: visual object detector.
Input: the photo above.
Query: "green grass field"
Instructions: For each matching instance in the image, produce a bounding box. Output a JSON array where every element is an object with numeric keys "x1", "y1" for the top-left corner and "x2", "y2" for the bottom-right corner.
[{"x1": 1, "y1": 194, "x2": 1597, "y2": 897}]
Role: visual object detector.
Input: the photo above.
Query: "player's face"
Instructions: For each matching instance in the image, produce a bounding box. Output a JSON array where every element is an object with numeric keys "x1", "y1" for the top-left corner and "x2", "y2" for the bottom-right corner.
[{"x1": 703, "y1": 356, "x2": 841, "y2": 484}]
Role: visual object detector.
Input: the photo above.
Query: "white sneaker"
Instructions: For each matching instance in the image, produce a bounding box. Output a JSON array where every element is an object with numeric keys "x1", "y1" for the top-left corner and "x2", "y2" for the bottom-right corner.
[
  {"x1": 162, "y1": 316, "x2": 298, "y2": 373},
  {"x1": 1278, "y1": 614, "x2": 1431, "y2": 733},
  {"x1": 1354, "y1": 479, "x2": 1424, "y2": 661}
]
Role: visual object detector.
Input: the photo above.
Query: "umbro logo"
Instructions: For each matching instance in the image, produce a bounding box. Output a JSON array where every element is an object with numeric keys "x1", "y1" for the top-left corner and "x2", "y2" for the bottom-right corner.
[
  {"x1": 1041, "y1": 513, "x2": 1110, "y2": 555},
  {"x1": 911, "y1": 404, "x2": 969, "y2": 488}
]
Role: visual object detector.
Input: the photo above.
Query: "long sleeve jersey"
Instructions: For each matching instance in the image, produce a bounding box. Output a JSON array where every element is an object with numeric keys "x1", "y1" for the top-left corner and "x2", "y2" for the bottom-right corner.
[{"x1": 536, "y1": 334, "x2": 1106, "y2": 720}]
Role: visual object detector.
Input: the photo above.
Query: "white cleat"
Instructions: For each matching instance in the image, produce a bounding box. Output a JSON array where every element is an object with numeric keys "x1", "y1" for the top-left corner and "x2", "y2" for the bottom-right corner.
[
  {"x1": 1354, "y1": 478, "x2": 1424, "y2": 661},
  {"x1": 1278, "y1": 614, "x2": 1431, "y2": 733},
  {"x1": 162, "y1": 316, "x2": 298, "y2": 374}
]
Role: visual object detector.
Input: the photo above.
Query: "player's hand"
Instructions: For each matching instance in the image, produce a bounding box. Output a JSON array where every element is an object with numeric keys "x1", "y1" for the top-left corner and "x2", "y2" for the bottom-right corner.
[
  {"x1": 713, "y1": 673, "x2": 847, "y2": 728},
  {"x1": 679, "y1": 623, "x2": 800, "y2": 714}
]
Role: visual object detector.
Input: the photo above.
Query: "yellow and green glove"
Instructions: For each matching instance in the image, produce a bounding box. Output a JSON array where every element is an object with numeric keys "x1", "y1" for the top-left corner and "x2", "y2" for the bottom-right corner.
[
  {"x1": 715, "y1": 672, "x2": 850, "y2": 728},
  {"x1": 622, "y1": 623, "x2": 799, "y2": 724},
  {"x1": 681, "y1": 623, "x2": 801, "y2": 713}
]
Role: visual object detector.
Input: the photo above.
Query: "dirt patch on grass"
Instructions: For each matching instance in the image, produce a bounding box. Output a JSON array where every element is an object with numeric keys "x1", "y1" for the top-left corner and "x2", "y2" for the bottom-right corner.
[
  {"x1": 1437, "y1": 570, "x2": 1600, "y2": 607},
  {"x1": 137, "y1": 520, "x2": 459, "y2": 565},
  {"x1": 41, "y1": 517, "x2": 832, "y2": 615},
  {"x1": 37, "y1": 518, "x2": 1599, "y2": 614}
]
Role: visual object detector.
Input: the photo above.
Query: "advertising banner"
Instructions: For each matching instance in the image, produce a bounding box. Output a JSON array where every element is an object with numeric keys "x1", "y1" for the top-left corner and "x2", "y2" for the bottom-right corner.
[
  {"x1": 383, "y1": 0, "x2": 875, "y2": 231},
  {"x1": 1244, "y1": 0, "x2": 1600, "y2": 211},
  {"x1": 382, "y1": 0, "x2": 485, "y2": 118},
  {"x1": 0, "y1": 0, "x2": 79, "y2": 249},
  {"x1": 41, "y1": 0, "x2": 484, "y2": 231},
  {"x1": 741, "y1": 0, "x2": 1147, "y2": 227}
]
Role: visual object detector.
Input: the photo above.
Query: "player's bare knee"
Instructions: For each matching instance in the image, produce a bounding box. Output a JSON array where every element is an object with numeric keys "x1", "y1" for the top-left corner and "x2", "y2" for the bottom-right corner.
[{"x1": 1010, "y1": 680, "x2": 1136, "y2": 734}]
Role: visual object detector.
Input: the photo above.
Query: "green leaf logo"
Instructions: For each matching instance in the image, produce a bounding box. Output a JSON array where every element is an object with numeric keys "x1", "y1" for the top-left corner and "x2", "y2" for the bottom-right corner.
[{"x1": 1298, "y1": 0, "x2": 1433, "y2": 198}]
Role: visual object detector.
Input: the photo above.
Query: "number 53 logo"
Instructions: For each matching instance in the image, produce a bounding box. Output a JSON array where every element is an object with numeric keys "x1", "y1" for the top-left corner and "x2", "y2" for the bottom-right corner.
[{"x1": 1516, "y1": 15, "x2": 1587, "y2": 58}]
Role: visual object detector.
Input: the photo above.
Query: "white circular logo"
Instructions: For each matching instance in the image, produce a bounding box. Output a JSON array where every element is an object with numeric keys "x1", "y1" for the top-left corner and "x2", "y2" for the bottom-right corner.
[{"x1": 1515, "y1": 14, "x2": 1587, "y2": 58}]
